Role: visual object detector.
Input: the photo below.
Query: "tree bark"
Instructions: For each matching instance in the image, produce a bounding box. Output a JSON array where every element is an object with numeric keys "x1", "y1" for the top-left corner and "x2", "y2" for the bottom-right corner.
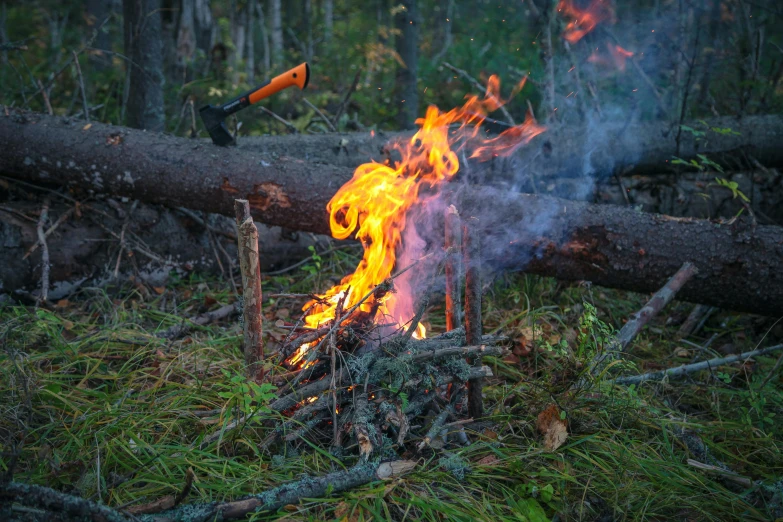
[
  {"x1": 123, "y1": 0, "x2": 165, "y2": 131},
  {"x1": 394, "y1": 0, "x2": 419, "y2": 129},
  {"x1": 1, "y1": 108, "x2": 782, "y2": 316},
  {"x1": 235, "y1": 114, "x2": 783, "y2": 180}
]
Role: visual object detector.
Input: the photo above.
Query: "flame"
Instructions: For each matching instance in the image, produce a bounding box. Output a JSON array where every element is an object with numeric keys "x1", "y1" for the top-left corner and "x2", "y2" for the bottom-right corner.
[
  {"x1": 558, "y1": 0, "x2": 615, "y2": 44},
  {"x1": 290, "y1": 76, "x2": 544, "y2": 364},
  {"x1": 609, "y1": 44, "x2": 634, "y2": 71}
]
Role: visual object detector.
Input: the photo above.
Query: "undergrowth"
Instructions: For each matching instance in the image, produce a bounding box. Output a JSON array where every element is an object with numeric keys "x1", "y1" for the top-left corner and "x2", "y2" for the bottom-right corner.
[{"x1": 1, "y1": 250, "x2": 782, "y2": 521}]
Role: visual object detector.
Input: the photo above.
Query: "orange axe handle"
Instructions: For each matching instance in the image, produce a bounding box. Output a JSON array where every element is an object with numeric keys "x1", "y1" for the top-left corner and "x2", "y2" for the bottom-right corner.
[{"x1": 220, "y1": 62, "x2": 310, "y2": 116}]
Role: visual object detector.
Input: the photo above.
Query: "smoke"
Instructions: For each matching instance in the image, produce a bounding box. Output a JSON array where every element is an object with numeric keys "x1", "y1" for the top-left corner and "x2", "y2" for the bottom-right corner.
[{"x1": 387, "y1": 1, "x2": 683, "y2": 321}]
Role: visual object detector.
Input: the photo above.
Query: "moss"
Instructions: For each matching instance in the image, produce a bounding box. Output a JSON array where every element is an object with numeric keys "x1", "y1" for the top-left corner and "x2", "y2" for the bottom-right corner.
[{"x1": 439, "y1": 453, "x2": 470, "y2": 481}]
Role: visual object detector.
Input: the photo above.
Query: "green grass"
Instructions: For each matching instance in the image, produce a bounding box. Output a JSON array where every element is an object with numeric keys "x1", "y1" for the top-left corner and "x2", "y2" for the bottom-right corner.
[{"x1": 2, "y1": 253, "x2": 782, "y2": 521}]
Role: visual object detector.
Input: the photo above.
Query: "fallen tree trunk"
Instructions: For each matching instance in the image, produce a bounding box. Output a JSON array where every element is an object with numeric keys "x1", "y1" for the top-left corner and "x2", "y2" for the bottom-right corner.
[
  {"x1": 235, "y1": 114, "x2": 783, "y2": 179},
  {"x1": 1, "y1": 108, "x2": 782, "y2": 315},
  {"x1": 0, "y1": 199, "x2": 325, "y2": 297}
]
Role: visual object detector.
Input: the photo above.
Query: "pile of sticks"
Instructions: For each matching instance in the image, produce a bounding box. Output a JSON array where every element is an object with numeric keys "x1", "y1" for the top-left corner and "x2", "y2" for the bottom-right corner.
[{"x1": 240, "y1": 203, "x2": 507, "y2": 457}]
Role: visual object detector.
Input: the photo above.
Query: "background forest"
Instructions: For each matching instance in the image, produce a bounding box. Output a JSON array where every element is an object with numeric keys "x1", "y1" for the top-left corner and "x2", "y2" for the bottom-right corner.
[
  {"x1": 2, "y1": 0, "x2": 781, "y2": 135},
  {"x1": 2, "y1": 1, "x2": 783, "y2": 522}
]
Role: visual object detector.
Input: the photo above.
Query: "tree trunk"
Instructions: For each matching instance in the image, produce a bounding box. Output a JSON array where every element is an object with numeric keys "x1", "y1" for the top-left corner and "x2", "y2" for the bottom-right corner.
[
  {"x1": 303, "y1": 0, "x2": 313, "y2": 61},
  {"x1": 1, "y1": 108, "x2": 782, "y2": 316},
  {"x1": 270, "y1": 0, "x2": 283, "y2": 68},
  {"x1": 230, "y1": 0, "x2": 246, "y2": 86},
  {"x1": 256, "y1": 0, "x2": 271, "y2": 73},
  {"x1": 323, "y1": 0, "x2": 333, "y2": 42},
  {"x1": 234, "y1": 114, "x2": 783, "y2": 184},
  {"x1": 0, "y1": 2, "x2": 7, "y2": 66},
  {"x1": 394, "y1": 0, "x2": 419, "y2": 129},
  {"x1": 85, "y1": 0, "x2": 111, "y2": 70},
  {"x1": 175, "y1": 0, "x2": 196, "y2": 81},
  {"x1": 246, "y1": 0, "x2": 256, "y2": 83},
  {"x1": 194, "y1": 0, "x2": 214, "y2": 61},
  {"x1": 122, "y1": 0, "x2": 165, "y2": 131}
]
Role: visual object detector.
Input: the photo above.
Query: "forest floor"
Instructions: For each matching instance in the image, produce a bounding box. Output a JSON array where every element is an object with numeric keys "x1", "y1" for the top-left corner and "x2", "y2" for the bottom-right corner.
[{"x1": 2, "y1": 246, "x2": 783, "y2": 521}]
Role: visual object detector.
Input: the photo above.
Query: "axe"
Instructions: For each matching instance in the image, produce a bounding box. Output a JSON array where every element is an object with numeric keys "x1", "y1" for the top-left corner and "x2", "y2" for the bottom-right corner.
[{"x1": 200, "y1": 62, "x2": 310, "y2": 146}]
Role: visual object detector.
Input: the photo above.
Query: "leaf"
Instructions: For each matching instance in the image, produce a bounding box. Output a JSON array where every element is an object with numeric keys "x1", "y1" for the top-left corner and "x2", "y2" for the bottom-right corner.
[
  {"x1": 517, "y1": 498, "x2": 550, "y2": 522},
  {"x1": 540, "y1": 483, "x2": 554, "y2": 503},
  {"x1": 536, "y1": 404, "x2": 568, "y2": 451},
  {"x1": 476, "y1": 454, "x2": 500, "y2": 466},
  {"x1": 82, "y1": 123, "x2": 92, "y2": 131}
]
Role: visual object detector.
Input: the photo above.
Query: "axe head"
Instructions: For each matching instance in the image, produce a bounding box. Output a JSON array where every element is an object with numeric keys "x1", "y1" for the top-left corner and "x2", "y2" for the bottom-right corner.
[{"x1": 199, "y1": 105, "x2": 236, "y2": 147}]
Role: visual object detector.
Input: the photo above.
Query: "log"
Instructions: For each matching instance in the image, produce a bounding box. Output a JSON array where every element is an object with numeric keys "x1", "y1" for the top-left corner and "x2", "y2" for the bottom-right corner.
[
  {"x1": 2, "y1": 108, "x2": 782, "y2": 316},
  {"x1": 0, "y1": 199, "x2": 325, "y2": 296},
  {"x1": 462, "y1": 188, "x2": 783, "y2": 316},
  {"x1": 234, "y1": 114, "x2": 783, "y2": 179}
]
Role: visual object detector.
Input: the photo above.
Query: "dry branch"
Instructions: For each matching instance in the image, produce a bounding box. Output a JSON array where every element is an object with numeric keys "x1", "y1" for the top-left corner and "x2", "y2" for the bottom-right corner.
[
  {"x1": 613, "y1": 344, "x2": 783, "y2": 385},
  {"x1": 0, "y1": 482, "x2": 131, "y2": 522},
  {"x1": 156, "y1": 303, "x2": 239, "y2": 340},
  {"x1": 616, "y1": 262, "x2": 698, "y2": 352},
  {"x1": 35, "y1": 198, "x2": 49, "y2": 303}
]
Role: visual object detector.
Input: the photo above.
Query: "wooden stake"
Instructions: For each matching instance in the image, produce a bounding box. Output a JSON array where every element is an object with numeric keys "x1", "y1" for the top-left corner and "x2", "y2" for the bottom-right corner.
[
  {"x1": 444, "y1": 205, "x2": 462, "y2": 331},
  {"x1": 462, "y1": 216, "x2": 484, "y2": 419},
  {"x1": 234, "y1": 199, "x2": 264, "y2": 379}
]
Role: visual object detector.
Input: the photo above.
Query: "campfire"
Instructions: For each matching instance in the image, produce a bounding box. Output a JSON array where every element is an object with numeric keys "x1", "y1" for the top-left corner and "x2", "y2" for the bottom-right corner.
[{"x1": 265, "y1": 77, "x2": 544, "y2": 456}]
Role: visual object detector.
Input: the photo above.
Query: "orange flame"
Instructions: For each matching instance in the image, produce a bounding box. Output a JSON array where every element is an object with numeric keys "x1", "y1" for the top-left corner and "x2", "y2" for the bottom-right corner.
[
  {"x1": 609, "y1": 44, "x2": 634, "y2": 71},
  {"x1": 291, "y1": 76, "x2": 544, "y2": 363},
  {"x1": 558, "y1": 0, "x2": 615, "y2": 44}
]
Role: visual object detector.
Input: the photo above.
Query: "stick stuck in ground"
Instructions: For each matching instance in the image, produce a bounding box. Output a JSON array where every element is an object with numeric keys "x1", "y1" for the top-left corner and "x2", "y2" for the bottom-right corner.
[
  {"x1": 234, "y1": 199, "x2": 264, "y2": 379},
  {"x1": 462, "y1": 216, "x2": 484, "y2": 419},
  {"x1": 445, "y1": 205, "x2": 462, "y2": 331}
]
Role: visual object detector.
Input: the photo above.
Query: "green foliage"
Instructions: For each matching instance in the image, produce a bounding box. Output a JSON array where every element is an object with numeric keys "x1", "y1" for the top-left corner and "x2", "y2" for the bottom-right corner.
[
  {"x1": 216, "y1": 369, "x2": 277, "y2": 416},
  {"x1": 301, "y1": 245, "x2": 323, "y2": 276},
  {"x1": 714, "y1": 177, "x2": 750, "y2": 202},
  {"x1": 575, "y1": 302, "x2": 613, "y2": 359},
  {"x1": 671, "y1": 153, "x2": 724, "y2": 173}
]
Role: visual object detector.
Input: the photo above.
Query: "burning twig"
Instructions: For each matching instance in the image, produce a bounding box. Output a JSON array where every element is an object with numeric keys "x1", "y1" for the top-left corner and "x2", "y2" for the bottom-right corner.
[
  {"x1": 444, "y1": 205, "x2": 462, "y2": 331},
  {"x1": 234, "y1": 199, "x2": 264, "y2": 378},
  {"x1": 462, "y1": 217, "x2": 484, "y2": 419}
]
